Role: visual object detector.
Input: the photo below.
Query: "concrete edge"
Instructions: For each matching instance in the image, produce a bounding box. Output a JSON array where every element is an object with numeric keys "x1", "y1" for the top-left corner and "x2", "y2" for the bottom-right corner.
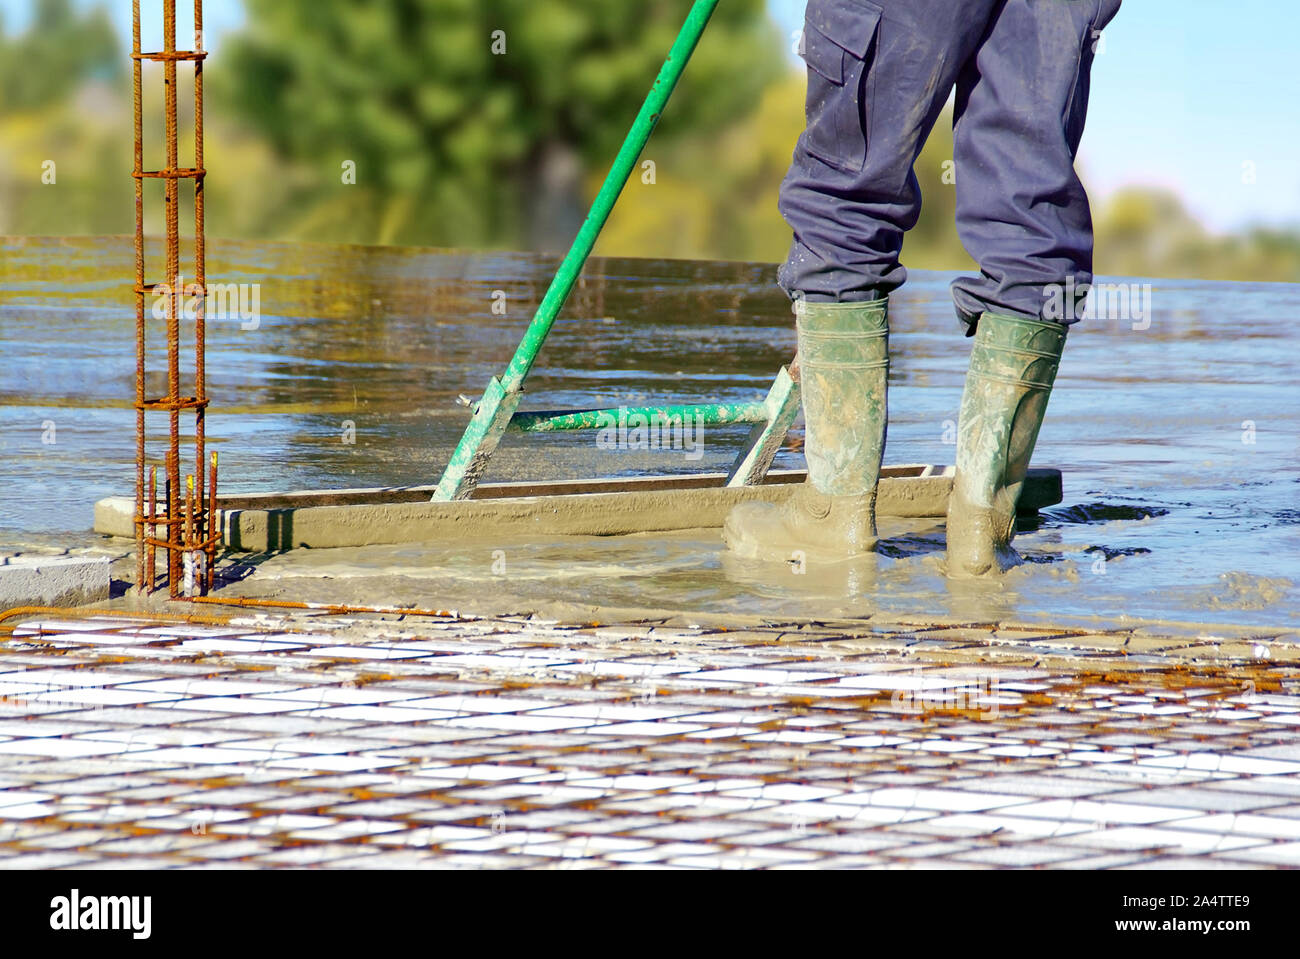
[{"x1": 93, "y1": 468, "x2": 1064, "y2": 551}]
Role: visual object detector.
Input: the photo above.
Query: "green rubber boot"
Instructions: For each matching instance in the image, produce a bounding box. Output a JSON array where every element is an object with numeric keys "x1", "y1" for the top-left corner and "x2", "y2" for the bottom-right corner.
[
  {"x1": 945, "y1": 311, "x2": 1067, "y2": 578},
  {"x1": 723, "y1": 298, "x2": 888, "y2": 563}
]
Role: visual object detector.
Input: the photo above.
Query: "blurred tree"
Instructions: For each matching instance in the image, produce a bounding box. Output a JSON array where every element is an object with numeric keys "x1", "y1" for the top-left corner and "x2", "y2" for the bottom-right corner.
[
  {"x1": 1, "y1": 0, "x2": 1297, "y2": 285},
  {"x1": 598, "y1": 83, "x2": 977, "y2": 275},
  {"x1": 218, "y1": 0, "x2": 784, "y2": 249},
  {"x1": 0, "y1": 0, "x2": 120, "y2": 112},
  {"x1": 0, "y1": 0, "x2": 125, "y2": 234},
  {"x1": 1093, "y1": 188, "x2": 1208, "y2": 279}
]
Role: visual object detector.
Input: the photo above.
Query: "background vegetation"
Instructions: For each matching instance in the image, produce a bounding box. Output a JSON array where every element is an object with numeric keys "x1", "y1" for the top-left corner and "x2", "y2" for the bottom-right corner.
[{"x1": 1, "y1": 0, "x2": 1297, "y2": 282}]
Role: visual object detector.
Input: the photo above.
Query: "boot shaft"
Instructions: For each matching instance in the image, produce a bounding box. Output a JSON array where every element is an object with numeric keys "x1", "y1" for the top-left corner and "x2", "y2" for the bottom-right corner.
[
  {"x1": 795, "y1": 298, "x2": 889, "y2": 370},
  {"x1": 954, "y1": 312, "x2": 1068, "y2": 514},
  {"x1": 794, "y1": 299, "x2": 890, "y2": 497},
  {"x1": 966, "y1": 311, "x2": 1067, "y2": 393}
]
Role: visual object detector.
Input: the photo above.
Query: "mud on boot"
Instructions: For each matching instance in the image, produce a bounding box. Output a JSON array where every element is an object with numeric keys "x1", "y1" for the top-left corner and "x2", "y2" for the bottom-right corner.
[
  {"x1": 723, "y1": 484, "x2": 878, "y2": 563},
  {"x1": 946, "y1": 311, "x2": 1066, "y2": 578},
  {"x1": 944, "y1": 490, "x2": 1023, "y2": 577},
  {"x1": 724, "y1": 297, "x2": 889, "y2": 564}
]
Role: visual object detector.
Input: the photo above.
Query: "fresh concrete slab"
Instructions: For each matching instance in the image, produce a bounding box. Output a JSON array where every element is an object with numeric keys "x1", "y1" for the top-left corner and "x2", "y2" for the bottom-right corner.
[
  {"x1": 93, "y1": 466, "x2": 1063, "y2": 552},
  {"x1": 0, "y1": 554, "x2": 110, "y2": 609}
]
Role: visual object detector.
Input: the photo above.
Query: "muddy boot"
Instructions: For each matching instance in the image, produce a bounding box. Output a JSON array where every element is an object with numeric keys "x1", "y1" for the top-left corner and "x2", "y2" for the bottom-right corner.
[
  {"x1": 945, "y1": 312, "x2": 1067, "y2": 577},
  {"x1": 724, "y1": 298, "x2": 888, "y2": 563}
]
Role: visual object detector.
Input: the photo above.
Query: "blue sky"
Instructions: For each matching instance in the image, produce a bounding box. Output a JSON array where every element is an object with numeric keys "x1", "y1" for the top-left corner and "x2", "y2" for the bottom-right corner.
[
  {"x1": 771, "y1": 0, "x2": 1300, "y2": 233},
  {"x1": 5, "y1": 0, "x2": 1297, "y2": 233}
]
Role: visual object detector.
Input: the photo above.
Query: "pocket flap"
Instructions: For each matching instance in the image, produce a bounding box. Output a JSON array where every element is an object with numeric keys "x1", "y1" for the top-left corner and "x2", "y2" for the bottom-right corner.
[
  {"x1": 806, "y1": 0, "x2": 883, "y2": 60},
  {"x1": 802, "y1": 25, "x2": 844, "y2": 84}
]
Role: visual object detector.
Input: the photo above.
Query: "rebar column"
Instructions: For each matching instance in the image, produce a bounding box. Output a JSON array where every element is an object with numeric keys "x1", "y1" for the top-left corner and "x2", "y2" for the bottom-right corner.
[
  {"x1": 132, "y1": 0, "x2": 146, "y2": 594},
  {"x1": 133, "y1": 0, "x2": 213, "y2": 599},
  {"x1": 193, "y1": 0, "x2": 207, "y2": 578},
  {"x1": 164, "y1": 0, "x2": 181, "y2": 592}
]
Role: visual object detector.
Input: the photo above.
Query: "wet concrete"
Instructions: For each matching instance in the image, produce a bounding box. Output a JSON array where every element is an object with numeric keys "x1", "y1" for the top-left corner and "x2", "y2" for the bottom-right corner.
[
  {"x1": 202, "y1": 515, "x2": 1299, "y2": 639},
  {"x1": 91, "y1": 466, "x2": 1062, "y2": 548},
  {"x1": 0, "y1": 553, "x2": 109, "y2": 609},
  {"x1": 2, "y1": 237, "x2": 1298, "y2": 629}
]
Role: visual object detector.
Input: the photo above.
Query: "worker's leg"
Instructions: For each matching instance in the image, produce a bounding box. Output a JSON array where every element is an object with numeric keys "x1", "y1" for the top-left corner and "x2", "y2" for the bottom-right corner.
[
  {"x1": 950, "y1": 0, "x2": 1123, "y2": 327},
  {"x1": 728, "y1": 0, "x2": 999, "y2": 564},
  {"x1": 945, "y1": 0, "x2": 1122, "y2": 577},
  {"x1": 777, "y1": 0, "x2": 1000, "y2": 303}
]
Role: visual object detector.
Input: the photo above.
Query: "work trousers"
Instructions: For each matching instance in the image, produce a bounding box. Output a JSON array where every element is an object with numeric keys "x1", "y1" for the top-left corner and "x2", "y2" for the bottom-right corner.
[{"x1": 778, "y1": 0, "x2": 1122, "y2": 330}]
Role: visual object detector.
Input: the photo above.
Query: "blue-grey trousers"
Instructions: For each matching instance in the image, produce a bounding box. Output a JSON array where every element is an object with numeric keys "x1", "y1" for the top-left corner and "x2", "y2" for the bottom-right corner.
[{"x1": 778, "y1": 0, "x2": 1122, "y2": 330}]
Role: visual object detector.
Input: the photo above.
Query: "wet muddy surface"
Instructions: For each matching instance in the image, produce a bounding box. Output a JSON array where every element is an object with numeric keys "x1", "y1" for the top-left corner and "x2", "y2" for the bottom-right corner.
[{"x1": 2, "y1": 236, "x2": 1297, "y2": 627}]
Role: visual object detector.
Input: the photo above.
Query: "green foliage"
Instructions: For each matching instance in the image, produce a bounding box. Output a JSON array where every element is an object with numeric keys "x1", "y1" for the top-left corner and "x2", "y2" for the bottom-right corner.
[
  {"x1": 217, "y1": 0, "x2": 784, "y2": 247},
  {"x1": 0, "y1": 0, "x2": 1296, "y2": 286},
  {"x1": 0, "y1": 0, "x2": 126, "y2": 234},
  {"x1": 0, "y1": 0, "x2": 121, "y2": 112}
]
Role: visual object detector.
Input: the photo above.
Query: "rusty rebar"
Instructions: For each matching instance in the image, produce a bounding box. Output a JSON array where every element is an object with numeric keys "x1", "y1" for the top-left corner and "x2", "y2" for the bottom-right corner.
[
  {"x1": 163, "y1": 460, "x2": 173, "y2": 597},
  {"x1": 0, "y1": 606, "x2": 233, "y2": 637},
  {"x1": 133, "y1": 0, "x2": 145, "y2": 596},
  {"x1": 146, "y1": 465, "x2": 157, "y2": 594},
  {"x1": 132, "y1": 1, "x2": 212, "y2": 599},
  {"x1": 184, "y1": 473, "x2": 196, "y2": 596},
  {"x1": 190, "y1": 597, "x2": 465, "y2": 620},
  {"x1": 164, "y1": 0, "x2": 181, "y2": 596},
  {"x1": 194, "y1": 0, "x2": 207, "y2": 580},
  {"x1": 207, "y1": 451, "x2": 218, "y2": 593}
]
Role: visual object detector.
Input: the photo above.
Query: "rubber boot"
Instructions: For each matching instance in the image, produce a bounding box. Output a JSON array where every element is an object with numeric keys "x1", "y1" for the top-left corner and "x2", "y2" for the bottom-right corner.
[
  {"x1": 723, "y1": 298, "x2": 888, "y2": 563},
  {"x1": 945, "y1": 312, "x2": 1067, "y2": 578}
]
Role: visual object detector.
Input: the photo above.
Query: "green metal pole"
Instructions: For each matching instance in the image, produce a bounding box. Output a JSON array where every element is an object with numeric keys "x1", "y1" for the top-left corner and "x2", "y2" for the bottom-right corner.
[
  {"x1": 433, "y1": 0, "x2": 723, "y2": 501},
  {"x1": 500, "y1": 0, "x2": 722, "y2": 393}
]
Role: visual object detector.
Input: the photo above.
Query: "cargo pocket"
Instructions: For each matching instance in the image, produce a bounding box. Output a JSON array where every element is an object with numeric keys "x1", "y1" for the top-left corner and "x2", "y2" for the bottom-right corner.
[{"x1": 799, "y1": 0, "x2": 883, "y2": 174}]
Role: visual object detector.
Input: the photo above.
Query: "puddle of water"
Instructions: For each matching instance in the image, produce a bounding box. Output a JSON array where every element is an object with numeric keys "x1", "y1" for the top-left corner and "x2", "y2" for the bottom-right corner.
[{"x1": 1, "y1": 236, "x2": 1297, "y2": 626}]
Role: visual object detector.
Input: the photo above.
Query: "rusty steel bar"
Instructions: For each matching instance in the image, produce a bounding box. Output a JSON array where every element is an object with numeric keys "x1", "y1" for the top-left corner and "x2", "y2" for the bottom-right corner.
[
  {"x1": 207, "y1": 451, "x2": 218, "y2": 593},
  {"x1": 133, "y1": 0, "x2": 146, "y2": 597},
  {"x1": 0, "y1": 606, "x2": 233, "y2": 638},
  {"x1": 184, "y1": 473, "x2": 195, "y2": 595},
  {"x1": 190, "y1": 596, "x2": 466, "y2": 620},
  {"x1": 132, "y1": 1, "x2": 212, "y2": 599},
  {"x1": 193, "y1": 0, "x2": 207, "y2": 581},
  {"x1": 164, "y1": 0, "x2": 181, "y2": 596},
  {"x1": 146, "y1": 465, "x2": 157, "y2": 595}
]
